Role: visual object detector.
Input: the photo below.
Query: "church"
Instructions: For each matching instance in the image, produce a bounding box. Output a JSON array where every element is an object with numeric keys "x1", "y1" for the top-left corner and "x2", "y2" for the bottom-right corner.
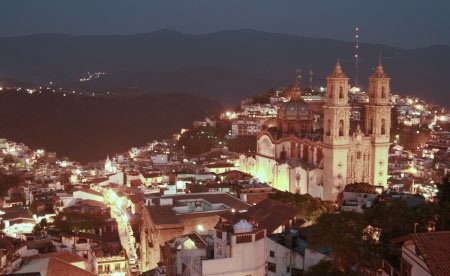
[{"x1": 240, "y1": 61, "x2": 392, "y2": 201}]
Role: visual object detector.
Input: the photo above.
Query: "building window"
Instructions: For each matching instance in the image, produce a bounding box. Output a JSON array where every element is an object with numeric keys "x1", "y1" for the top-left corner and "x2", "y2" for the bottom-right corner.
[
  {"x1": 115, "y1": 263, "x2": 121, "y2": 271},
  {"x1": 381, "y1": 86, "x2": 386, "y2": 98},
  {"x1": 339, "y1": 86, "x2": 344, "y2": 99},
  {"x1": 369, "y1": 119, "x2": 373, "y2": 134},
  {"x1": 269, "y1": 250, "x2": 275, "y2": 257},
  {"x1": 401, "y1": 258, "x2": 412, "y2": 276},
  {"x1": 339, "y1": 119, "x2": 344, "y2": 136},
  {"x1": 267, "y1": 262, "x2": 276, "y2": 273},
  {"x1": 329, "y1": 86, "x2": 333, "y2": 98},
  {"x1": 357, "y1": 151, "x2": 361, "y2": 159},
  {"x1": 216, "y1": 242, "x2": 222, "y2": 255},
  {"x1": 98, "y1": 265, "x2": 103, "y2": 273},
  {"x1": 381, "y1": 118, "x2": 386, "y2": 135}
]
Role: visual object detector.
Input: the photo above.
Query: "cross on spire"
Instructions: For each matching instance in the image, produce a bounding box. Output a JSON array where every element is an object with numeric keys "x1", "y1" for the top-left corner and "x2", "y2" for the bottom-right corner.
[{"x1": 379, "y1": 50, "x2": 383, "y2": 65}]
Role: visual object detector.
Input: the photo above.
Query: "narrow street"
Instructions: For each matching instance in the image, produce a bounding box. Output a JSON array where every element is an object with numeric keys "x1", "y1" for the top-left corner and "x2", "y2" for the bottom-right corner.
[{"x1": 105, "y1": 191, "x2": 140, "y2": 274}]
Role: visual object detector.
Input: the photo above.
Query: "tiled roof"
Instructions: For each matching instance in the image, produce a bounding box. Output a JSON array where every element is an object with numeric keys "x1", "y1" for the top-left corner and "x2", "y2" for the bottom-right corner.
[
  {"x1": 47, "y1": 257, "x2": 95, "y2": 276},
  {"x1": 30, "y1": 252, "x2": 86, "y2": 264},
  {"x1": 148, "y1": 205, "x2": 182, "y2": 226},
  {"x1": 141, "y1": 172, "x2": 163, "y2": 178},
  {"x1": 130, "y1": 179, "x2": 143, "y2": 186},
  {"x1": 205, "y1": 163, "x2": 236, "y2": 169},
  {"x1": 15, "y1": 256, "x2": 94, "y2": 276},
  {"x1": 243, "y1": 198, "x2": 299, "y2": 233},
  {"x1": 413, "y1": 231, "x2": 450, "y2": 276},
  {"x1": 75, "y1": 188, "x2": 103, "y2": 197}
]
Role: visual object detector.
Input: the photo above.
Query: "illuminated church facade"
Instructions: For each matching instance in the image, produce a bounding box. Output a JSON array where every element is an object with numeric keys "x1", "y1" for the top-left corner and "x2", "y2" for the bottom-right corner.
[{"x1": 240, "y1": 62, "x2": 391, "y2": 201}]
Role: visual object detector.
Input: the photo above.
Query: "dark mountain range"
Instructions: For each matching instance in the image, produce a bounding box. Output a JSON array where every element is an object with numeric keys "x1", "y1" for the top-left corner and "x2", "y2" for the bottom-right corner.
[
  {"x1": 0, "y1": 29, "x2": 449, "y2": 105},
  {"x1": 0, "y1": 91, "x2": 221, "y2": 162}
]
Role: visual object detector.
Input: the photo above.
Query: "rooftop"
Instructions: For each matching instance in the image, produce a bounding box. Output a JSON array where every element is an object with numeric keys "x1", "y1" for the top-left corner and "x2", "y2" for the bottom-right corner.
[{"x1": 413, "y1": 231, "x2": 450, "y2": 276}]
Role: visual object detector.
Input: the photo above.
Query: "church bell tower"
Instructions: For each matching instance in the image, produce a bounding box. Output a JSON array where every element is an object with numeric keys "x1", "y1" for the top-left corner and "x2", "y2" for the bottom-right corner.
[
  {"x1": 322, "y1": 61, "x2": 351, "y2": 201},
  {"x1": 365, "y1": 62, "x2": 391, "y2": 188}
]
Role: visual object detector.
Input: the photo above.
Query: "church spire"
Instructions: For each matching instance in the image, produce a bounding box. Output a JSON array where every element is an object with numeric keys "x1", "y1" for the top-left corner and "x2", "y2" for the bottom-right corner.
[
  {"x1": 283, "y1": 68, "x2": 302, "y2": 101},
  {"x1": 373, "y1": 51, "x2": 388, "y2": 78},
  {"x1": 294, "y1": 68, "x2": 301, "y2": 89},
  {"x1": 329, "y1": 59, "x2": 347, "y2": 78}
]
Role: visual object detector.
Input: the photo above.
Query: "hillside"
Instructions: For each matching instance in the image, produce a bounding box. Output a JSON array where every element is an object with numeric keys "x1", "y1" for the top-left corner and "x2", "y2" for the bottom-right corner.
[
  {"x1": 0, "y1": 30, "x2": 449, "y2": 105},
  {"x1": 0, "y1": 91, "x2": 222, "y2": 162}
]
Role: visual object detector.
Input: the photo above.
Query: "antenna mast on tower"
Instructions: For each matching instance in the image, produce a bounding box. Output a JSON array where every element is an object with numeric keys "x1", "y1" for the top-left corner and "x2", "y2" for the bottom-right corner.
[
  {"x1": 309, "y1": 69, "x2": 313, "y2": 90},
  {"x1": 354, "y1": 26, "x2": 360, "y2": 87}
]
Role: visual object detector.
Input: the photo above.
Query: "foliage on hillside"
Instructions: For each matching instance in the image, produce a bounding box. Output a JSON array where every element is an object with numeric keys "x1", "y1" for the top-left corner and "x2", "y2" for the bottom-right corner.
[
  {"x1": 177, "y1": 123, "x2": 229, "y2": 155},
  {"x1": 0, "y1": 173, "x2": 22, "y2": 196},
  {"x1": 0, "y1": 90, "x2": 221, "y2": 162}
]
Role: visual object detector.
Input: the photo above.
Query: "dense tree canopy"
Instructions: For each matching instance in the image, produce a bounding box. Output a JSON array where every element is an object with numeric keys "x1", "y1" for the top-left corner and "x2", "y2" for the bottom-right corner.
[
  {"x1": 304, "y1": 260, "x2": 358, "y2": 276},
  {"x1": 308, "y1": 211, "x2": 381, "y2": 274},
  {"x1": 344, "y1": 182, "x2": 376, "y2": 193},
  {"x1": 437, "y1": 173, "x2": 450, "y2": 230},
  {"x1": 0, "y1": 173, "x2": 22, "y2": 196},
  {"x1": 53, "y1": 212, "x2": 106, "y2": 234},
  {"x1": 178, "y1": 124, "x2": 230, "y2": 155},
  {"x1": 364, "y1": 200, "x2": 439, "y2": 242},
  {"x1": 269, "y1": 191, "x2": 333, "y2": 222}
]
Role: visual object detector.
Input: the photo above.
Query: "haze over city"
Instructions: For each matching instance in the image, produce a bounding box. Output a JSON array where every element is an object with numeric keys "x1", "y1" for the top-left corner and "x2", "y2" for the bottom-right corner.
[{"x1": 0, "y1": 1, "x2": 449, "y2": 276}]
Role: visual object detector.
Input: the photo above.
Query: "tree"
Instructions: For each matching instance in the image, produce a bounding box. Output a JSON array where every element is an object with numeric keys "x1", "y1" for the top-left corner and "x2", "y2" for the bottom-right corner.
[
  {"x1": 308, "y1": 212, "x2": 382, "y2": 274},
  {"x1": 39, "y1": 218, "x2": 48, "y2": 228},
  {"x1": 304, "y1": 260, "x2": 358, "y2": 276},
  {"x1": 364, "y1": 200, "x2": 439, "y2": 242},
  {"x1": 53, "y1": 212, "x2": 106, "y2": 234},
  {"x1": 437, "y1": 173, "x2": 450, "y2": 230},
  {"x1": 269, "y1": 191, "x2": 332, "y2": 222},
  {"x1": 227, "y1": 136, "x2": 256, "y2": 153},
  {"x1": 344, "y1": 182, "x2": 376, "y2": 193},
  {"x1": 0, "y1": 173, "x2": 22, "y2": 196}
]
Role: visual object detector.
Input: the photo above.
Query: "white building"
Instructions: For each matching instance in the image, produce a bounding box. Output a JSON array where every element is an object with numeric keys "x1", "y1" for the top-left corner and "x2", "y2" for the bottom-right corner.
[
  {"x1": 381, "y1": 231, "x2": 450, "y2": 276},
  {"x1": 180, "y1": 219, "x2": 266, "y2": 276},
  {"x1": 231, "y1": 120, "x2": 262, "y2": 138}
]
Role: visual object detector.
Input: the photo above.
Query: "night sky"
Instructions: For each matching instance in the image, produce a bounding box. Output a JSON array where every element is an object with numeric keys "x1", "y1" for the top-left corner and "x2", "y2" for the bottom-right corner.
[{"x1": 1, "y1": 0, "x2": 449, "y2": 48}]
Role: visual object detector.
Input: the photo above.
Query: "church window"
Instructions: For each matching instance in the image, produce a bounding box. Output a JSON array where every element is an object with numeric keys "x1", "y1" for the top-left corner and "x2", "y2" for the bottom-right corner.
[
  {"x1": 326, "y1": 119, "x2": 331, "y2": 136},
  {"x1": 339, "y1": 119, "x2": 344, "y2": 136},
  {"x1": 280, "y1": 149, "x2": 287, "y2": 160},
  {"x1": 381, "y1": 118, "x2": 386, "y2": 135},
  {"x1": 329, "y1": 86, "x2": 333, "y2": 98},
  {"x1": 339, "y1": 86, "x2": 344, "y2": 99},
  {"x1": 357, "y1": 151, "x2": 361, "y2": 159},
  {"x1": 369, "y1": 119, "x2": 373, "y2": 134},
  {"x1": 381, "y1": 86, "x2": 386, "y2": 98}
]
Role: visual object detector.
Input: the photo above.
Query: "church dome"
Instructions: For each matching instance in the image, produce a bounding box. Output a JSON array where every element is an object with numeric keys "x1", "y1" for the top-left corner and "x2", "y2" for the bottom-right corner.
[{"x1": 278, "y1": 99, "x2": 311, "y2": 120}]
